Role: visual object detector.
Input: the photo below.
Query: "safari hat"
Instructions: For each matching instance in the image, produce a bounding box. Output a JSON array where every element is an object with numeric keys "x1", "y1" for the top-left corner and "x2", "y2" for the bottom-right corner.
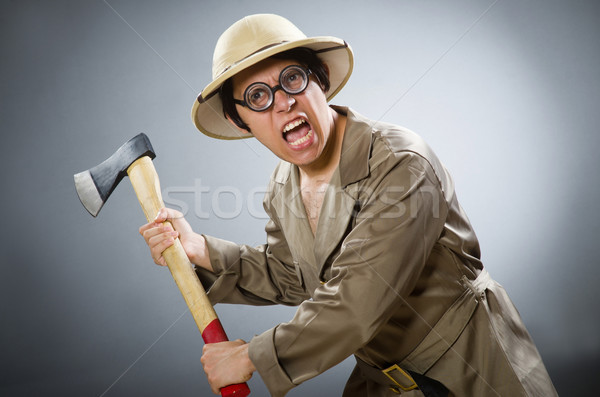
[{"x1": 191, "y1": 13, "x2": 354, "y2": 140}]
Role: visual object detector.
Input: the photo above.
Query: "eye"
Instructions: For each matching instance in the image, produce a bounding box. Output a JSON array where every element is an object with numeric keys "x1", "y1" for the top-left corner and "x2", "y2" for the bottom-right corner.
[
  {"x1": 281, "y1": 66, "x2": 306, "y2": 93},
  {"x1": 246, "y1": 84, "x2": 271, "y2": 109},
  {"x1": 250, "y1": 90, "x2": 265, "y2": 102}
]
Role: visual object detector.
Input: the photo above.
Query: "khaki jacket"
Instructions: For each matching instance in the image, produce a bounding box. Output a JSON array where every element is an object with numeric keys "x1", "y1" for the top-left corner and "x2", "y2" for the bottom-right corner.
[{"x1": 198, "y1": 107, "x2": 557, "y2": 396}]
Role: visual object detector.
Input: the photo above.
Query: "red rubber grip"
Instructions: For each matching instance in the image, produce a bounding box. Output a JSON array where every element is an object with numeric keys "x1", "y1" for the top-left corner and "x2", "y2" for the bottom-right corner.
[
  {"x1": 220, "y1": 383, "x2": 251, "y2": 397},
  {"x1": 201, "y1": 318, "x2": 229, "y2": 343},
  {"x1": 201, "y1": 319, "x2": 251, "y2": 397}
]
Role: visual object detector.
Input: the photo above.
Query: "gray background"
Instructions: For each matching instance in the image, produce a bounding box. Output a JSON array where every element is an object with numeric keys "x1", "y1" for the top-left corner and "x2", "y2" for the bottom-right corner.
[{"x1": 1, "y1": 0, "x2": 599, "y2": 396}]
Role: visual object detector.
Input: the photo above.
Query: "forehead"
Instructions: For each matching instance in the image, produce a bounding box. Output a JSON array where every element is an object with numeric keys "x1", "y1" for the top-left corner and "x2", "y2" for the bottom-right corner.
[{"x1": 231, "y1": 58, "x2": 295, "y2": 92}]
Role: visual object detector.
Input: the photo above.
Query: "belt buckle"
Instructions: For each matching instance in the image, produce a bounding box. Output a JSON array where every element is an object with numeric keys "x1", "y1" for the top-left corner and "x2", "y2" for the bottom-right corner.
[{"x1": 382, "y1": 364, "x2": 418, "y2": 393}]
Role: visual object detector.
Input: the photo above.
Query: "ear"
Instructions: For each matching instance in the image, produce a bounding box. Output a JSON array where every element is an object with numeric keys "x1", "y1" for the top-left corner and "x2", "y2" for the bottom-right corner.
[{"x1": 225, "y1": 113, "x2": 252, "y2": 135}]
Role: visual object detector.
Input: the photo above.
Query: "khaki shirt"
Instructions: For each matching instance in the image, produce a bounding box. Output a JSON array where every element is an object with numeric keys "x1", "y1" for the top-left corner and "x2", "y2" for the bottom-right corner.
[{"x1": 198, "y1": 107, "x2": 557, "y2": 396}]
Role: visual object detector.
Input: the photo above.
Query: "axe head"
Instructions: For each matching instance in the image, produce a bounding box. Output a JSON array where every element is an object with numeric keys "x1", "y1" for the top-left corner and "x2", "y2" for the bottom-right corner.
[{"x1": 74, "y1": 133, "x2": 155, "y2": 217}]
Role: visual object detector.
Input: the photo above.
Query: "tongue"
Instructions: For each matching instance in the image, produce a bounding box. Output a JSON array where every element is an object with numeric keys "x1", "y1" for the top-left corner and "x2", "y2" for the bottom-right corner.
[{"x1": 284, "y1": 124, "x2": 310, "y2": 143}]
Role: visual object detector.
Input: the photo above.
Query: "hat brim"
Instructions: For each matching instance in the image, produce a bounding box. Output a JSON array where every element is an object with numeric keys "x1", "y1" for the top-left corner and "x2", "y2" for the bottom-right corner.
[{"x1": 191, "y1": 36, "x2": 353, "y2": 140}]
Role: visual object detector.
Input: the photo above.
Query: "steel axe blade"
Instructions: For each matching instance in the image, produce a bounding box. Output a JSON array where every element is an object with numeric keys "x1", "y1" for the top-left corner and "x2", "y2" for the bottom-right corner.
[{"x1": 74, "y1": 133, "x2": 155, "y2": 216}]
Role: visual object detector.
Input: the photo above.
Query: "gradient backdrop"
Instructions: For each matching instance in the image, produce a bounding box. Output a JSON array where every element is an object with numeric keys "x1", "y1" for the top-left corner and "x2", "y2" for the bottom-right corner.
[{"x1": 1, "y1": 1, "x2": 599, "y2": 396}]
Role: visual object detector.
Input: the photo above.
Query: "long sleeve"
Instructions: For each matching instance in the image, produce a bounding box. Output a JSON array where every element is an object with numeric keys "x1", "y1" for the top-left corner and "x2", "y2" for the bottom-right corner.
[
  {"x1": 248, "y1": 153, "x2": 449, "y2": 396},
  {"x1": 195, "y1": 199, "x2": 310, "y2": 307}
]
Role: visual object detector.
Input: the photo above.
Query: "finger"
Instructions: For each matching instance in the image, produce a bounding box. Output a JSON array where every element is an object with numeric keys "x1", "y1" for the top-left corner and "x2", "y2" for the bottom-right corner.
[
  {"x1": 144, "y1": 226, "x2": 178, "y2": 261},
  {"x1": 143, "y1": 224, "x2": 175, "y2": 240},
  {"x1": 206, "y1": 372, "x2": 222, "y2": 395},
  {"x1": 162, "y1": 207, "x2": 184, "y2": 220},
  {"x1": 138, "y1": 220, "x2": 157, "y2": 236},
  {"x1": 155, "y1": 207, "x2": 184, "y2": 224},
  {"x1": 150, "y1": 235, "x2": 177, "y2": 266},
  {"x1": 200, "y1": 350, "x2": 220, "y2": 395},
  {"x1": 139, "y1": 213, "x2": 175, "y2": 237},
  {"x1": 156, "y1": 255, "x2": 167, "y2": 267},
  {"x1": 153, "y1": 207, "x2": 169, "y2": 223},
  {"x1": 141, "y1": 230, "x2": 177, "y2": 256},
  {"x1": 147, "y1": 228, "x2": 178, "y2": 247},
  {"x1": 161, "y1": 209, "x2": 192, "y2": 234},
  {"x1": 144, "y1": 225, "x2": 179, "y2": 249}
]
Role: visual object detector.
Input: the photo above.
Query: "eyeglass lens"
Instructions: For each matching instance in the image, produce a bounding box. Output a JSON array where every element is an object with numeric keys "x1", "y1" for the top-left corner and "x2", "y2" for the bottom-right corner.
[{"x1": 244, "y1": 65, "x2": 309, "y2": 111}]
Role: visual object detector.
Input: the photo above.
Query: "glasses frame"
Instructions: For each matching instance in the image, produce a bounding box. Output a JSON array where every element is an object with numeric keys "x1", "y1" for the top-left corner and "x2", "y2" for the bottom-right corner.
[{"x1": 233, "y1": 65, "x2": 312, "y2": 112}]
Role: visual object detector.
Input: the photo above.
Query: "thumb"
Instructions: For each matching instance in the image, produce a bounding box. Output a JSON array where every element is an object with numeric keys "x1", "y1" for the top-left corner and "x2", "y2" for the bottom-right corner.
[
  {"x1": 153, "y1": 207, "x2": 168, "y2": 224},
  {"x1": 157, "y1": 207, "x2": 191, "y2": 234}
]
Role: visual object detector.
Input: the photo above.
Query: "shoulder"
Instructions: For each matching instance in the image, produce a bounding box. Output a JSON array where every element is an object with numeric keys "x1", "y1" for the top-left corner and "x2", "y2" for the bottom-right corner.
[
  {"x1": 341, "y1": 108, "x2": 453, "y2": 198},
  {"x1": 371, "y1": 120, "x2": 437, "y2": 170},
  {"x1": 347, "y1": 108, "x2": 447, "y2": 182}
]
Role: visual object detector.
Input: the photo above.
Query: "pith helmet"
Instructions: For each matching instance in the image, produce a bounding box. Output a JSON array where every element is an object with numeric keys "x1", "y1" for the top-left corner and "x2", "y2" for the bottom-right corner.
[{"x1": 191, "y1": 13, "x2": 354, "y2": 140}]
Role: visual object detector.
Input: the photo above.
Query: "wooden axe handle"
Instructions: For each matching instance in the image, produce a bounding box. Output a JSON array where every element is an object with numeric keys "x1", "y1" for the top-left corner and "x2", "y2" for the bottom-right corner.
[{"x1": 127, "y1": 156, "x2": 250, "y2": 397}]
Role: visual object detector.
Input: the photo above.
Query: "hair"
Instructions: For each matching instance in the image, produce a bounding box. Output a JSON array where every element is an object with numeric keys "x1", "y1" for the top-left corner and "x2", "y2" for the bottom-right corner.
[{"x1": 219, "y1": 47, "x2": 331, "y2": 132}]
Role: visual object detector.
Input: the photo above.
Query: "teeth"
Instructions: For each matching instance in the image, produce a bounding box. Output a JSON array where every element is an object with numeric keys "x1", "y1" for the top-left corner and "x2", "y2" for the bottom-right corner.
[
  {"x1": 289, "y1": 129, "x2": 313, "y2": 146},
  {"x1": 283, "y1": 119, "x2": 306, "y2": 133}
]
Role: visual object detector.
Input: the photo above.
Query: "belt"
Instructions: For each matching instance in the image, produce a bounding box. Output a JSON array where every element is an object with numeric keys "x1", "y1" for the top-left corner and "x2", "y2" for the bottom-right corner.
[
  {"x1": 356, "y1": 356, "x2": 450, "y2": 396},
  {"x1": 356, "y1": 356, "x2": 417, "y2": 393},
  {"x1": 355, "y1": 269, "x2": 493, "y2": 395}
]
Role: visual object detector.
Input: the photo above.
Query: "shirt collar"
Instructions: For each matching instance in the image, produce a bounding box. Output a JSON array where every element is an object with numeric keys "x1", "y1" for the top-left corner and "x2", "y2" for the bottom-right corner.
[
  {"x1": 271, "y1": 105, "x2": 373, "y2": 187},
  {"x1": 332, "y1": 105, "x2": 373, "y2": 187}
]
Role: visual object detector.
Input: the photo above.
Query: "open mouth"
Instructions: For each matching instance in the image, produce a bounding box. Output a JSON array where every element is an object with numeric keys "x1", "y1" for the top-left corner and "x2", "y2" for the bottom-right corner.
[{"x1": 282, "y1": 118, "x2": 313, "y2": 146}]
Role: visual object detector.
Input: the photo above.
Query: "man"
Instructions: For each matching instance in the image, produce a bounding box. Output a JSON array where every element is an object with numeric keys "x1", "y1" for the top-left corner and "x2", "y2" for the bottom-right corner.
[{"x1": 140, "y1": 14, "x2": 557, "y2": 396}]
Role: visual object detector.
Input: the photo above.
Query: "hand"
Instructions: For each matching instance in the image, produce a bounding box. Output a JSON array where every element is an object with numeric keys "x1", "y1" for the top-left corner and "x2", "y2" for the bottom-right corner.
[
  {"x1": 201, "y1": 340, "x2": 256, "y2": 395},
  {"x1": 138, "y1": 207, "x2": 213, "y2": 271}
]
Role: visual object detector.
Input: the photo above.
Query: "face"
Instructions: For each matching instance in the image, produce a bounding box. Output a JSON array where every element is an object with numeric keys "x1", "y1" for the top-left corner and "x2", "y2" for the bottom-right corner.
[{"x1": 229, "y1": 58, "x2": 335, "y2": 168}]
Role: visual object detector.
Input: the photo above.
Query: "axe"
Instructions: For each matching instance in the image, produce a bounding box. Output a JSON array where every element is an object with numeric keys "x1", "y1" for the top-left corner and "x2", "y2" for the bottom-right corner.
[{"x1": 74, "y1": 133, "x2": 250, "y2": 397}]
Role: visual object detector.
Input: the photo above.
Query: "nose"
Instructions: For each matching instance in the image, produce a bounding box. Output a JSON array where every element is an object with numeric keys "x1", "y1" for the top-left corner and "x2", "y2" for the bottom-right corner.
[{"x1": 273, "y1": 89, "x2": 294, "y2": 112}]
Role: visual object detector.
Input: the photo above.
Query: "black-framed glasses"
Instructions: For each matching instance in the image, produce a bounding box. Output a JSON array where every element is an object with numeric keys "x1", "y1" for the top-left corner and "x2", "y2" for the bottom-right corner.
[{"x1": 233, "y1": 65, "x2": 312, "y2": 112}]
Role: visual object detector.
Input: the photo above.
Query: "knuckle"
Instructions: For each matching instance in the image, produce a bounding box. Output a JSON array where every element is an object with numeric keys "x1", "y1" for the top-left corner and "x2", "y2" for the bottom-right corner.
[{"x1": 208, "y1": 376, "x2": 220, "y2": 389}]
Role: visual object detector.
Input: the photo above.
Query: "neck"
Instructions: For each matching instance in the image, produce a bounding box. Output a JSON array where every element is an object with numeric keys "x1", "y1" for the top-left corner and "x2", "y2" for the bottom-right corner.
[{"x1": 298, "y1": 108, "x2": 347, "y2": 183}]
